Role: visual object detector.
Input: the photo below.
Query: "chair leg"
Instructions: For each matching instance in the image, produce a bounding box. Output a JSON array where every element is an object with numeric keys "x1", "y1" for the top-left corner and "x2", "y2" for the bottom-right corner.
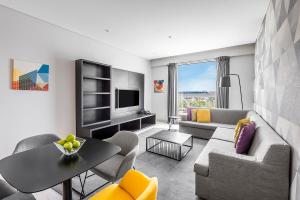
[
  {"x1": 78, "y1": 171, "x2": 88, "y2": 199},
  {"x1": 73, "y1": 171, "x2": 91, "y2": 199},
  {"x1": 81, "y1": 181, "x2": 110, "y2": 198},
  {"x1": 73, "y1": 171, "x2": 111, "y2": 199}
]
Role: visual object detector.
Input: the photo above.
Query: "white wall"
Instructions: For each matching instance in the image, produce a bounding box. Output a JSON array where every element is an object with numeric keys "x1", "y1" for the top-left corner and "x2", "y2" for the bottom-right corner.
[
  {"x1": 229, "y1": 55, "x2": 254, "y2": 110},
  {"x1": 151, "y1": 45, "x2": 255, "y2": 121},
  {"x1": 0, "y1": 6, "x2": 151, "y2": 159},
  {"x1": 151, "y1": 44, "x2": 255, "y2": 67},
  {"x1": 151, "y1": 67, "x2": 168, "y2": 121}
]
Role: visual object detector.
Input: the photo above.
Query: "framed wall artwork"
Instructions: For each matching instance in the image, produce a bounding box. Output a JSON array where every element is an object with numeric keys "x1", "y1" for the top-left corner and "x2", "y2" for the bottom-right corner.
[
  {"x1": 12, "y1": 59, "x2": 49, "y2": 91},
  {"x1": 154, "y1": 80, "x2": 164, "y2": 93}
]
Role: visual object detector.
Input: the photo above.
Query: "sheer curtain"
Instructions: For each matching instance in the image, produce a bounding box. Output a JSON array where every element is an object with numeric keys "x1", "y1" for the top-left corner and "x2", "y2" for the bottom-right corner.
[
  {"x1": 168, "y1": 63, "x2": 178, "y2": 122},
  {"x1": 216, "y1": 56, "x2": 230, "y2": 108}
]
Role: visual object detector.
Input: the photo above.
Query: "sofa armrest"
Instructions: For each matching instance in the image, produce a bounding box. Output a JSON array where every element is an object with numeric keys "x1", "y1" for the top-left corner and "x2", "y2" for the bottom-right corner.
[
  {"x1": 180, "y1": 113, "x2": 187, "y2": 121},
  {"x1": 208, "y1": 149, "x2": 288, "y2": 200}
]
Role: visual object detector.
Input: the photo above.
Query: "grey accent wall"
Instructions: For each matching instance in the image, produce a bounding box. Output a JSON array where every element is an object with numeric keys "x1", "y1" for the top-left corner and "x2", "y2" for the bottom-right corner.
[
  {"x1": 255, "y1": 0, "x2": 300, "y2": 198},
  {"x1": 111, "y1": 68, "x2": 144, "y2": 119}
]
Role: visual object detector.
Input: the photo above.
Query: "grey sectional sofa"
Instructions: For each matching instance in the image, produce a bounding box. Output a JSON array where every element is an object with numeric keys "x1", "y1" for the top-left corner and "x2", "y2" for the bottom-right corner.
[
  {"x1": 179, "y1": 109, "x2": 290, "y2": 200},
  {"x1": 179, "y1": 109, "x2": 248, "y2": 139}
]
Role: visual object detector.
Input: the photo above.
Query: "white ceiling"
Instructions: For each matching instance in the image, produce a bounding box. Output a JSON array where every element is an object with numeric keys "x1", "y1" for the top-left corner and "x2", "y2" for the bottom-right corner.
[{"x1": 0, "y1": 0, "x2": 269, "y2": 59}]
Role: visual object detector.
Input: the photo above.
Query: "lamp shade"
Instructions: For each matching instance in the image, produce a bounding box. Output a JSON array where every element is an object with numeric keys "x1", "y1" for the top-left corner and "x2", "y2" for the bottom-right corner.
[{"x1": 219, "y1": 76, "x2": 231, "y2": 87}]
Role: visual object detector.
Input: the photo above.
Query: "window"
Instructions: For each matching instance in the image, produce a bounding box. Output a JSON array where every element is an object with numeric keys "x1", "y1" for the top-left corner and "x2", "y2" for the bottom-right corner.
[{"x1": 178, "y1": 61, "x2": 217, "y2": 114}]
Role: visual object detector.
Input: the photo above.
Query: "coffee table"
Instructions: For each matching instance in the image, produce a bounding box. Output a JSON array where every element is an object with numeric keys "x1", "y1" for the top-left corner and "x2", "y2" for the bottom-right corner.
[{"x1": 146, "y1": 130, "x2": 193, "y2": 161}]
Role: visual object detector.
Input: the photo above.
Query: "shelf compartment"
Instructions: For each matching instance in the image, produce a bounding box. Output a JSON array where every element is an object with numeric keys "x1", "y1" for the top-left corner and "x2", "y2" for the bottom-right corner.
[
  {"x1": 120, "y1": 119, "x2": 141, "y2": 131},
  {"x1": 91, "y1": 125, "x2": 119, "y2": 140},
  {"x1": 83, "y1": 109, "x2": 111, "y2": 127},
  {"x1": 83, "y1": 79, "x2": 110, "y2": 93},
  {"x1": 83, "y1": 94, "x2": 110, "y2": 109},
  {"x1": 82, "y1": 61, "x2": 110, "y2": 78},
  {"x1": 141, "y1": 115, "x2": 156, "y2": 129}
]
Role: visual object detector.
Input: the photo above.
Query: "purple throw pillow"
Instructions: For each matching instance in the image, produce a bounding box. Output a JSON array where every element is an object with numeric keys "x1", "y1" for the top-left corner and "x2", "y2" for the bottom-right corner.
[
  {"x1": 187, "y1": 108, "x2": 192, "y2": 121},
  {"x1": 236, "y1": 122, "x2": 256, "y2": 154}
]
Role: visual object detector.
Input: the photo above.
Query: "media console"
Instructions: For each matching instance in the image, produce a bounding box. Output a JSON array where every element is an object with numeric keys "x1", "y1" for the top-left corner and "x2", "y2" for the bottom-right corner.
[
  {"x1": 76, "y1": 59, "x2": 156, "y2": 139},
  {"x1": 77, "y1": 113, "x2": 156, "y2": 140}
]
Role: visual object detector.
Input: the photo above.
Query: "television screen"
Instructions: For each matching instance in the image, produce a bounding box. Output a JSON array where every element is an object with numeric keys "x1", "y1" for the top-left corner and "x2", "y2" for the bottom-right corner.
[{"x1": 116, "y1": 89, "x2": 139, "y2": 108}]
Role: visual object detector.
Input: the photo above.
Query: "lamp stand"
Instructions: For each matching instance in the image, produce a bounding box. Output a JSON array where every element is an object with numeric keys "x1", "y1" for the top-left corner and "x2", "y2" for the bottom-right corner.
[{"x1": 230, "y1": 74, "x2": 244, "y2": 110}]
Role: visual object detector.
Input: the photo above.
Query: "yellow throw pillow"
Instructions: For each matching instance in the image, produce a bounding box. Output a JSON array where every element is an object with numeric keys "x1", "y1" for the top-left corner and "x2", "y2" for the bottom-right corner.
[
  {"x1": 191, "y1": 109, "x2": 198, "y2": 122},
  {"x1": 196, "y1": 109, "x2": 211, "y2": 123},
  {"x1": 234, "y1": 118, "x2": 250, "y2": 145}
]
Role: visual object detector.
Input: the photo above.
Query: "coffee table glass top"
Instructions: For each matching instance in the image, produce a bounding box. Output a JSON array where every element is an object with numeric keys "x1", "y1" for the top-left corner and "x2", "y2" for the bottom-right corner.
[{"x1": 147, "y1": 130, "x2": 192, "y2": 145}]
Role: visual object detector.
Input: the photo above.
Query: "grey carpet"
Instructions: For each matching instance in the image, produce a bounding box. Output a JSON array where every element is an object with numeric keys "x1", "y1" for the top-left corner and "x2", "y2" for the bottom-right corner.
[
  {"x1": 53, "y1": 127, "x2": 207, "y2": 200},
  {"x1": 136, "y1": 128, "x2": 207, "y2": 200}
]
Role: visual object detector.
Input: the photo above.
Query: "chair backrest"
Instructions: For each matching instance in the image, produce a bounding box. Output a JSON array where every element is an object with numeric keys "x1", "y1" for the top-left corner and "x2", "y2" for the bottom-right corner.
[
  {"x1": 210, "y1": 108, "x2": 249, "y2": 125},
  {"x1": 105, "y1": 131, "x2": 139, "y2": 156},
  {"x1": 119, "y1": 169, "x2": 158, "y2": 200},
  {"x1": 13, "y1": 134, "x2": 60, "y2": 154},
  {"x1": 0, "y1": 179, "x2": 16, "y2": 199},
  {"x1": 136, "y1": 178, "x2": 158, "y2": 200}
]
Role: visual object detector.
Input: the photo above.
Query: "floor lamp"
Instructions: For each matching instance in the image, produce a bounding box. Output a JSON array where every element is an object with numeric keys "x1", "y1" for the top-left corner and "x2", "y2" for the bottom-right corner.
[{"x1": 219, "y1": 74, "x2": 244, "y2": 110}]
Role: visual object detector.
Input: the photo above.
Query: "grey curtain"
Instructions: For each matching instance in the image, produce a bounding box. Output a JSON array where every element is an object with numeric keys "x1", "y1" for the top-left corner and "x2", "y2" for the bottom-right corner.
[
  {"x1": 168, "y1": 63, "x2": 178, "y2": 122},
  {"x1": 216, "y1": 56, "x2": 230, "y2": 108}
]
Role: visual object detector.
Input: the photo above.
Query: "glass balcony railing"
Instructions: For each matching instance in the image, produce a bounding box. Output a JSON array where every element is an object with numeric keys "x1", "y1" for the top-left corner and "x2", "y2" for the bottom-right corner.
[{"x1": 178, "y1": 91, "x2": 216, "y2": 115}]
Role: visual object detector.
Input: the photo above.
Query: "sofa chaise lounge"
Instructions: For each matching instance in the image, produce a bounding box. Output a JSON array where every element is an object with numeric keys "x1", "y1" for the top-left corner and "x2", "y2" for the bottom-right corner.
[{"x1": 179, "y1": 109, "x2": 290, "y2": 200}]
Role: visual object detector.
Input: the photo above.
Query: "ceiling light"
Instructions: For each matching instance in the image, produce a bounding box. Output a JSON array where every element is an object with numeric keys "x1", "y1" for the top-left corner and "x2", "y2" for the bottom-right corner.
[
  {"x1": 168, "y1": 35, "x2": 172, "y2": 39},
  {"x1": 104, "y1": 29, "x2": 110, "y2": 32}
]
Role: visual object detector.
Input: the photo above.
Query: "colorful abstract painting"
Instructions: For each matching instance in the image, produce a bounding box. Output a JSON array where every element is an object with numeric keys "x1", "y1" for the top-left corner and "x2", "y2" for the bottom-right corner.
[
  {"x1": 154, "y1": 80, "x2": 164, "y2": 93},
  {"x1": 12, "y1": 59, "x2": 49, "y2": 91}
]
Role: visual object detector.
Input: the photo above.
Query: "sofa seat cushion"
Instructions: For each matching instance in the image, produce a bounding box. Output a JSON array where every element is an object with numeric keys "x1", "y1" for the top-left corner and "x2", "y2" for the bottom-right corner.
[
  {"x1": 194, "y1": 139, "x2": 235, "y2": 177},
  {"x1": 91, "y1": 154, "x2": 124, "y2": 181},
  {"x1": 211, "y1": 127, "x2": 235, "y2": 143},
  {"x1": 179, "y1": 121, "x2": 235, "y2": 130},
  {"x1": 217, "y1": 124, "x2": 236, "y2": 129}
]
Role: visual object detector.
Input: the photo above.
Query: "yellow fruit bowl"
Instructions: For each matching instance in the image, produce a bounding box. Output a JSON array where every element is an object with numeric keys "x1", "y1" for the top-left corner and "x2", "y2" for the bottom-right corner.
[{"x1": 54, "y1": 137, "x2": 86, "y2": 156}]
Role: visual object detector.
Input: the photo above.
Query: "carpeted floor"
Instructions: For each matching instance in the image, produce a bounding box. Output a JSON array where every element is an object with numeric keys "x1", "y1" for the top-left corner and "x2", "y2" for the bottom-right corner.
[
  {"x1": 53, "y1": 127, "x2": 208, "y2": 200},
  {"x1": 136, "y1": 127, "x2": 207, "y2": 200}
]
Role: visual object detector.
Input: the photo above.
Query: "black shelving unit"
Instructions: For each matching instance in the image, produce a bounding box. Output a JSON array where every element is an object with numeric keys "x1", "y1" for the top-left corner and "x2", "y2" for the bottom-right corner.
[
  {"x1": 88, "y1": 114, "x2": 156, "y2": 140},
  {"x1": 76, "y1": 59, "x2": 112, "y2": 133}
]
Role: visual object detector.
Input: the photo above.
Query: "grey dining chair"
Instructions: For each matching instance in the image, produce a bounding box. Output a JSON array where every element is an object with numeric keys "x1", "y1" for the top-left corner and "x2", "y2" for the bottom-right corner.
[
  {"x1": 79, "y1": 131, "x2": 139, "y2": 198},
  {"x1": 0, "y1": 134, "x2": 60, "y2": 200},
  {"x1": 13, "y1": 134, "x2": 60, "y2": 154},
  {"x1": 0, "y1": 179, "x2": 16, "y2": 200}
]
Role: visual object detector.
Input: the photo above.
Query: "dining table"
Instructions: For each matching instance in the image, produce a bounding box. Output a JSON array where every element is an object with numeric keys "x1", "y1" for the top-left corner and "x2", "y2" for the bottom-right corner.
[{"x1": 0, "y1": 138, "x2": 121, "y2": 200}]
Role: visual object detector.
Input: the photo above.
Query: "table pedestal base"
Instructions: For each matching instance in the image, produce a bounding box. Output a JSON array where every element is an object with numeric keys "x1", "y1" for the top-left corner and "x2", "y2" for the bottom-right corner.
[{"x1": 63, "y1": 179, "x2": 72, "y2": 200}]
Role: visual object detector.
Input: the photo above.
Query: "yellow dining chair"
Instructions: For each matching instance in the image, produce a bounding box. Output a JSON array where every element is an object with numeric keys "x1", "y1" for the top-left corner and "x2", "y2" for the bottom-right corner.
[{"x1": 89, "y1": 169, "x2": 158, "y2": 200}]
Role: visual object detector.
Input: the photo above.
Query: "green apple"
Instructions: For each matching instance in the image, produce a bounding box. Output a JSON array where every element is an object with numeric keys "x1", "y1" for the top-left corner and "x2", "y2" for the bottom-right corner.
[
  {"x1": 57, "y1": 139, "x2": 66, "y2": 146},
  {"x1": 66, "y1": 134, "x2": 75, "y2": 142},
  {"x1": 63, "y1": 142, "x2": 73, "y2": 152},
  {"x1": 73, "y1": 140, "x2": 80, "y2": 148}
]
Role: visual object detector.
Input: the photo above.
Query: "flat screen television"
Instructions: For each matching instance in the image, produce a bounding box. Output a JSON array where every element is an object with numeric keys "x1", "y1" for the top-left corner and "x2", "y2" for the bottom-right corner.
[{"x1": 116, "y1": 89, "x2": 139, "y2": 108}]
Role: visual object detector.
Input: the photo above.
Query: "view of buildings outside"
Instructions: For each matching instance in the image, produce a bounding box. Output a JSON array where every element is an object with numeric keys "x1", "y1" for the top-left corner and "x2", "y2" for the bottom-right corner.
[{"x1": 178, "y1": 61, "x2": 217, "y2": 115}]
